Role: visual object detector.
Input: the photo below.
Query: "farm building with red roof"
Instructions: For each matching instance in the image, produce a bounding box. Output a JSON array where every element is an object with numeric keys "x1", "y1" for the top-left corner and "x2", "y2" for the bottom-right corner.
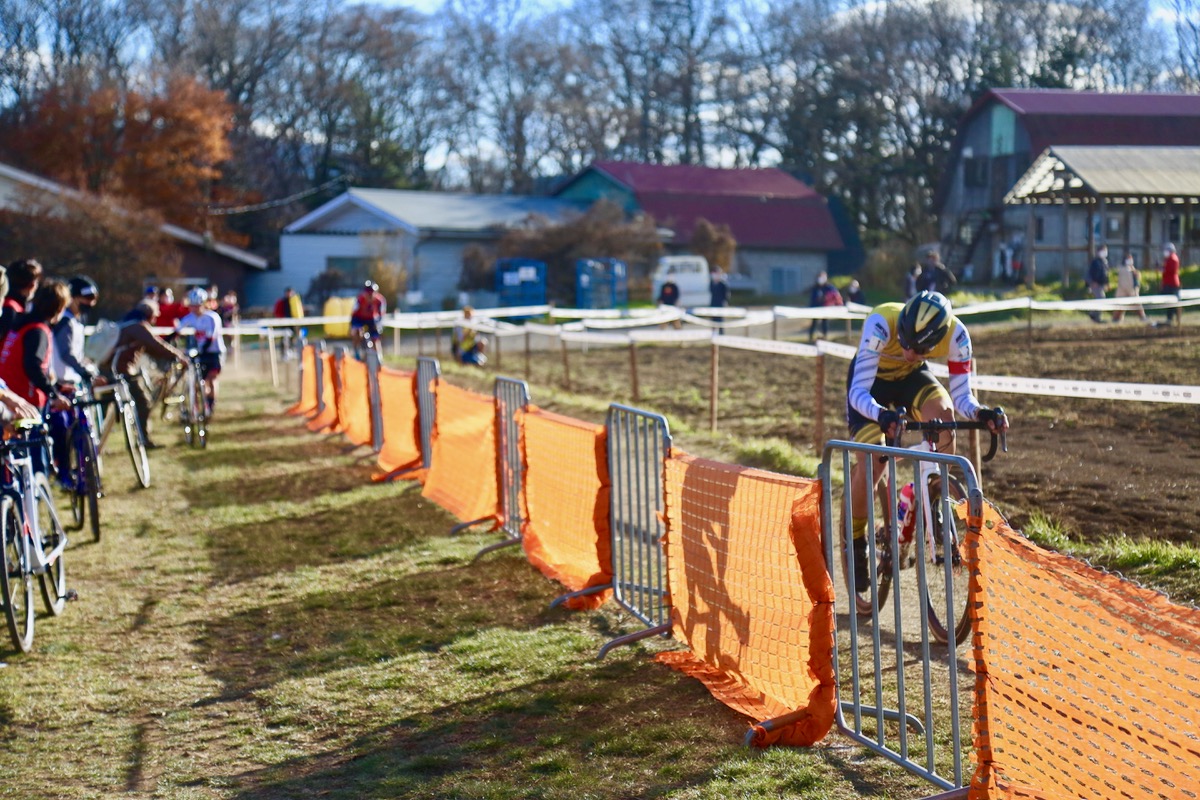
[
  {"x1": 555, "y1": 161, "x2": 847, "y2": 297},
  {"x1": 939, "y1": 89, "x2": 1200, "y2": 283}
]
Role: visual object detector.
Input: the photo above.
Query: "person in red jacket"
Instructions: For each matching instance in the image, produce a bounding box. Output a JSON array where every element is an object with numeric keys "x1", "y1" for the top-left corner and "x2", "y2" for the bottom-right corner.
[
  {"x1": 1161, "y1": 242, "x2": 1182, "y2": 327},
  {"x1": 0, "y1": 279, "x2": 72, "y2": 478},
  {"x1": 0, "y1": 258, "x2": 42, "y2": 343}
]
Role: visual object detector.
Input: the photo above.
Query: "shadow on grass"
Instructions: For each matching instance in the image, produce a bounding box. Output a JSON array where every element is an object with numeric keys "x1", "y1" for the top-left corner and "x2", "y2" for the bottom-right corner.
[
  {"x1": 203, "y1": 485, "x2": 437, "y2": 583},
  {"x1": 195, "y1": 555, "x2": 564, "y2": 703},
  {"x1": 222, "y1": 656, "x2": 752, "y2": 800},
  {"x1": 184, "y1": 463, "x2": 378, "y2": 509}
]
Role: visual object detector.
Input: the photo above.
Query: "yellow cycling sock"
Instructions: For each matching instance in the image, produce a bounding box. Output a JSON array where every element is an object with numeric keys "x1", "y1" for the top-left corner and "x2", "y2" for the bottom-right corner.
[{"x1": 851, "y1": 516, "x2": 868, "y2": 541}]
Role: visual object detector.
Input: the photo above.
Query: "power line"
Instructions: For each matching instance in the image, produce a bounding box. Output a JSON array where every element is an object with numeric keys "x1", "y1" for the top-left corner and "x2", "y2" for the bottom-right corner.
[{"x1": 204, "y1": 175, "x2": 348, "y2": 216}]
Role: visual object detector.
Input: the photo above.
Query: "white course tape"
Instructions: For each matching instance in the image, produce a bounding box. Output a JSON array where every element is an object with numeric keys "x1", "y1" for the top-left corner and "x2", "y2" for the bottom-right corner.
[
  {"x1": 814, "y1": 341, "x2": 858, "y2": 360},
  {"x1": 714, "y1": 335, "x2": 820, "y2": 357},
  {"x1": 560, "y1": 331, "x2": 631, "y2": 345},
  {"x1": 682, "y1": 310, "x2": 775, "y2": 329},
  {"x1": 523, "y1": 322, "x2": 563, "y2": 336},
  {"x1": 773, "y1": 305, "x2": 869, "y2": 320},
  {"x1": 583, "y1": 309, "x2": 683, "y2": 329},
  {"x1": 551, "y1": 307, "x2": 664, "y2": 320},
  {"x1": 972, "y1": 375, "x2": 1200, "y2": 404},
  {"x1": 688, "y1": 306, "x2": 748, "y2": 319},
  {"x1": 629, "y1": 329, "x2": 713, "y2": 344}
]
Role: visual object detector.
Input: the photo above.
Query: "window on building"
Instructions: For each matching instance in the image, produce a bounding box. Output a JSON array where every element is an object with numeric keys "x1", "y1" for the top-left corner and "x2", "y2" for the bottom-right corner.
[
  {"x1": 326, "y1": 257, "x2": 372, "y2": 283},
  {"x1": 1035, "y1": 216, "x2": 1045, "y2": 243},
  {"x1": 963, "y1": 157, "x2": 988, "y2": 188},
  {"x1": 1106, "y1": 215, "x2": 1124, "y2": 238},
  {"x1": 770, "y1": 267, "x2": 798, "y2": 296}
]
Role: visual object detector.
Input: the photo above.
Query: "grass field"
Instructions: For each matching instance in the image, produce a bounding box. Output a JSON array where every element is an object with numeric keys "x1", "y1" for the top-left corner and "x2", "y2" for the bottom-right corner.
[{"x1": 0, "y1": 373, "x2": 936, "y2": 799}]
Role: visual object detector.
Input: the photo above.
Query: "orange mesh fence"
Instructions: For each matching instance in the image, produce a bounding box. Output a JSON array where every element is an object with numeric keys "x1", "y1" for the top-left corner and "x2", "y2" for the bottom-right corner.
[
  {"x1": 336, "y1": 356, "x2": 373, "y2": 446},
  {"x1": 286, "y1": 345, "x2": 318, "y2": 416},
  {"x1": 420, "y1": 381, "x2": 500, "y2": 525},
  {"x1": 968, "y1": 503, "x2": 1200, "y2": 800},
  {"x1": 656, "y1": 450, "x2": 836, "y2": 748},
  {"x1": 519, "y1": 407, "x2": 611, "y2": 610},
  {"x1": 306, "y1": 353, "x2": 339, "y2": 433},
  {"x1": 375, "y1": 367, "x2": 422, "y2": 477}
]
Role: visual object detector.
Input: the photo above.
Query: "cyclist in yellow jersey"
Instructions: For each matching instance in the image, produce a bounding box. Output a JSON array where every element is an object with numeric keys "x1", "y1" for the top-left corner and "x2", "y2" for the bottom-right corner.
[{"x1": 844, "y1": 291, "x2": 1008, "y2": 591}]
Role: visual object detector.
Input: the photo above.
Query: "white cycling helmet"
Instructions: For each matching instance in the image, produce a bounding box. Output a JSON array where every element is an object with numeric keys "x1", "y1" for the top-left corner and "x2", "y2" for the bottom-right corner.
[{"x1": 187, "y1": 287, "x2": 209, "y2": 306}]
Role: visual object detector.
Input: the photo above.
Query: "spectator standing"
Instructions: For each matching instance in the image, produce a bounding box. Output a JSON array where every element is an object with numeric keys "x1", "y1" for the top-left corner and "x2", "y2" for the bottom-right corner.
[
  {"x1": 915, "y1": 251, "x2": 957, "y2": 295},
  {"x1": 903, "y1": 265, "x2": 921, "y2": 300},
  {"x1": 219, "y1": 290, "x2": 239, "y2": 326},
  {"x1": 155, "y1": 288, "x2": 187, "y2": 328},
  {"x1": 846, "y1": 279, "x2": 867, "y2": 306},
  {"x1": 1086, "y1": 245, "x2": 1110, "y2": 323},
  {"x1": 1161, "y1": 242, "x2": 1182, "y2": 327},
  {"x1": 709, "y1": 269, "x2": 729, "y2": 332},
  {"x1": 1112, "y1": 253, "x2": 1147, "y2": 323},
  {"x1": 808, "y1": 271, "x2": 842, "y2": 342},
  {"x1": 273, "y1": 287, "x2": 303, "y2": 349},
  {"x1": 657, "y1": 276, "x2": 682, "y2": 329}
]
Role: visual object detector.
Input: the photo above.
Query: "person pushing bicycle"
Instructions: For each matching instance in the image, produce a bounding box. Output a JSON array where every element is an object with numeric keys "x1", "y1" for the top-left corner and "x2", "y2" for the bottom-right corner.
[{"x1": 844, "y1": 290, "x2": 1008, "y2": 592}]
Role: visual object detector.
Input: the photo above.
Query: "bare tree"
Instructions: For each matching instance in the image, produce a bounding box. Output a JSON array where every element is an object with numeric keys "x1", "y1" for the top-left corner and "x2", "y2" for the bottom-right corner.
[{"x1": 1174, "y1": 0, "x2": 1200, "y2": 89}]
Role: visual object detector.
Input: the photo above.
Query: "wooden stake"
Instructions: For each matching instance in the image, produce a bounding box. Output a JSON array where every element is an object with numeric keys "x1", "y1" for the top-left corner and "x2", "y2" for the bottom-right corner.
[
  {"x1": 709, "y1": 341, "x2": 719, "y2": 433},
  {"x1": 561, "y1": 338, "x2": 572, "y2": 392},
  {"x1": 524, "y1": 330, "x2": 531, "y2": 378},
  {"x1": 629, "y1": 341, "x2": 639, "y2": 402}
]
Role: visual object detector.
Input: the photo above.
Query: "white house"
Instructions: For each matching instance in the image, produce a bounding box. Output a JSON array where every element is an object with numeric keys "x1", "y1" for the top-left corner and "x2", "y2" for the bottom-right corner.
[{"x1": 258, "y1": 188, "x2": 585, "y2": 310}]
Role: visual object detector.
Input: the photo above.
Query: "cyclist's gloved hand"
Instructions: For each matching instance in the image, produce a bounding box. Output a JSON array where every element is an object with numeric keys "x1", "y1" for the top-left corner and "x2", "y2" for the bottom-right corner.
[
  {"x1": 976, "y1": 406, "x2": 1008, "y2": 433},
  {"x1": 877, "y1": 409, "x2": 902, "y2": 442}
]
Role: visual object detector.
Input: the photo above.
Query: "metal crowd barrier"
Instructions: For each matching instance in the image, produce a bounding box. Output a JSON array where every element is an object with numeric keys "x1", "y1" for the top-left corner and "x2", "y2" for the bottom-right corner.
[
  {"x1": 364, "y1": 348, "x2": 384, "y2": 453},
  {"x1": 819, "y1": 440, "x2": 983, "y2": 796},
  {"x1": 598, "y1": 403, "x2": 673, "y2": 659},
  {"x1": 415, "y1": 357, "x2": 440, "y2": 471},
  {"x1": 473, "y1": 377, "x2": 530, "y2": 561},
  {"x1": 313, "y1": 341, "x2": 327, "y2": 415}
]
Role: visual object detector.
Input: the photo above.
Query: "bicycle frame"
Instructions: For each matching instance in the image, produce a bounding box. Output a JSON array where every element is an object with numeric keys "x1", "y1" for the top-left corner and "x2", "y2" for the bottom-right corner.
[{"x1": 3, "y1": 429, "x2": 66, "y2": 574}]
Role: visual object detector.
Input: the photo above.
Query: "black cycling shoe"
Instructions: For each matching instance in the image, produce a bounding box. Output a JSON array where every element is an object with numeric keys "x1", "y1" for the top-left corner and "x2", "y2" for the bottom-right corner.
[{"x1": 851, "y1": 537, "x2": 870, "y2": 593}]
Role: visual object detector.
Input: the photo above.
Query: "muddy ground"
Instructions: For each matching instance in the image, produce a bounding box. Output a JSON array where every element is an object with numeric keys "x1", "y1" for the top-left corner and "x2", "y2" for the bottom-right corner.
[{"x1": 449, "y1": 315, "x2": 1200, "y2": 549}]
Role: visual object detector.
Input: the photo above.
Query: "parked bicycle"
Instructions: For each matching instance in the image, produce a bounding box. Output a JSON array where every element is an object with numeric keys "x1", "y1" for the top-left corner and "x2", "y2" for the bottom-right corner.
[
  {"x1": 95, "y1": 374, "x2": 151, "y2": 489},
  {"x1": 1, "y1": 419, "x2": 73, "y2": 652},
  {"x1": 61, "y1": 387, "x2": 105, "y2": 542},
  {"x1": 847, "y1": 410, "x2": 1007, "y2": 645}
]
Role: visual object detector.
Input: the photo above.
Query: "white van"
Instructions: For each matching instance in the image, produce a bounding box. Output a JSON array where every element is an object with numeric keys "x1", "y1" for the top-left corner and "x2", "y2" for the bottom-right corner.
[{"x1": 652, "y1": 255, "x2": 711, "y2": 308}]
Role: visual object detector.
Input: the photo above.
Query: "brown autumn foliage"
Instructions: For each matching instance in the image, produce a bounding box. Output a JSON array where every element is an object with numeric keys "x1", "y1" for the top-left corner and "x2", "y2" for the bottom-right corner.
[
  {"x1": 496, "y1": 200, "x2": 662, "y2": 303},
  {"x1": 0, "y1": 74, "x2": 239, "y2": 240},
  {"x1": 0, "y1": 188, "x2": 182, "y2": 319},
  {"x1": 689, "y1": 218, "x2": 737, "y2": 271}
]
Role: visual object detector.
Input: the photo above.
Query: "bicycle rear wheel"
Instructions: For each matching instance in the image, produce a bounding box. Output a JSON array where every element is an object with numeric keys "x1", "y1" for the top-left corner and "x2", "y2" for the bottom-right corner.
[
  {"x1": 66, "y1": 439, "x2": 85, "y2": 531},
  {"x1": 121, "y1": 393, "x2": 151, "y2": 489},
  {"x1": 923, "y1": 473, "x2": 971, "y2": 645},
  {"x1": 0, "y1": 495, "x2": 33, "y2": 652},
  {"x1": 35, "y1": 474, "x2": 67, "y2": 617}
]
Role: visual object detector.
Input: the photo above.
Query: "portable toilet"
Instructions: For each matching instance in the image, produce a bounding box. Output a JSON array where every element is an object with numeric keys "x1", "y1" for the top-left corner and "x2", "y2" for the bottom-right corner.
[
  {"x1": 495, "y1": 258, "x2": 547, "y2": 307},
  {"x1": 575, "y1": 258, "x2": 628, "y2": 309}
]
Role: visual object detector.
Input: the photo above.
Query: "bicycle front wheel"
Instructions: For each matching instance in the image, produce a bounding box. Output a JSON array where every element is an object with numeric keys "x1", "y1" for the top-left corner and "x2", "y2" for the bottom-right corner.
[
  {"x1": 122, "y1": 397, "x2": 151, "y2": 489},
  {"x1": 82, "y1": 433, "x2": 102, "y2": 543},
  {"x1": 35, "y1": 475, "x2": 67, "y2": 617},
  {"x1": 923, "y1": 473, "x2": 971, "y2": 646},
  {"x1": 0, "y1": 495, "x2": 33, "y2": 652}
]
